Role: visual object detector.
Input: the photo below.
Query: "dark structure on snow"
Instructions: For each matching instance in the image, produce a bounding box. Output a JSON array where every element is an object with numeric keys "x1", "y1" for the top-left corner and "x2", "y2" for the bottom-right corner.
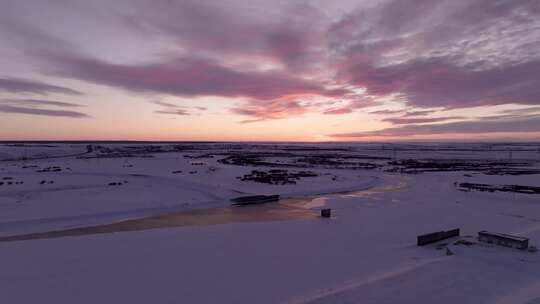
[
  {"x1": 478, "y1": 231, "x2": 529, "y2": 250},
  {"x1": 231, "y1": 195, "x2": 280, "y2": 206},
  {"x1": 417, "y1": 228, "x2": 460, "y2": 246},
  {"x1": 320, "y1": 208, "x2": 332, "y2": 218}
]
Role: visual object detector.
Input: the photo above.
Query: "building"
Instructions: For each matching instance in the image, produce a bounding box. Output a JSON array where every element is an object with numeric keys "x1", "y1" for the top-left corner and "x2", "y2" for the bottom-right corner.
[
  {"x1": 478, "y1": 231, "x2": 529, "y2": 250},
  {"x1": 417, "y1": 228, "x2": 460, "y2": 246}
]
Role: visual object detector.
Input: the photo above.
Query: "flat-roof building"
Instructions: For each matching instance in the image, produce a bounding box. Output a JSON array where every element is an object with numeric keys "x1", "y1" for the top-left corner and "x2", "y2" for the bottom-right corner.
[{"x1": 478, "y1": 231, "x2": 529, "y2": 250}]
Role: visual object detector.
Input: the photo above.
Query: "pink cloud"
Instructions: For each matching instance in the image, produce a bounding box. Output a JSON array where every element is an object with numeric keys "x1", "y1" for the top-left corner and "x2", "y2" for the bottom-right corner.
[
  {"x1": 2, "y1": 0, "x2": 540, "y2": 133},
  {"x1": 323, "y1": 107, "x2": 353, "y2": 115},
  {"x1": 231, "y1": 95, "x2": 315, "y2": 122},
  {"x1": 44, "y1": 53, "x2": 346, "y2": 102}
]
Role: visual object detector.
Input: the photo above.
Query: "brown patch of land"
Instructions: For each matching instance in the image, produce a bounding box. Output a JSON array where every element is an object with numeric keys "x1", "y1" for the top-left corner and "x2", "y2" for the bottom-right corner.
[{"x1": 0, "y1": 204, "x2": 317, "y2": 243}]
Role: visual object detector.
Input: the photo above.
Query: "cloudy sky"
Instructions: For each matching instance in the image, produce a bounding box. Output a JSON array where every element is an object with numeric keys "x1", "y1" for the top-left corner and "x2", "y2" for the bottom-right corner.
[{"x1": 1, "y1": 0, "x2": 539, "y2": 141}]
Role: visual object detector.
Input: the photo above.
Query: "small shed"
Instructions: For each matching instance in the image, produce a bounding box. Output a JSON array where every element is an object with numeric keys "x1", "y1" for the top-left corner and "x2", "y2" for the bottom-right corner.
[
  {"x1": 478, "y1": 231, "x2": 529, "y2": 250},
  {"x1": 320, "y1": 208, "x2": 331, "y2": 218}
]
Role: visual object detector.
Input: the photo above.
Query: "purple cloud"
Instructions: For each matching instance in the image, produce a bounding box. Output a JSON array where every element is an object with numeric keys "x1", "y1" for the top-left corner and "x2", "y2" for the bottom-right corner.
[
  {"x1": 382, "y1": 116, "x2": 464, "y2": 125},
  {"x1": 0, "y1": 98, "x2": 83, "y2": 108},
  {"x1": 0, "y1": 104, "x2": 89, "y2": 118},
  {"x1": 330, "y1": 115, "x2": 540, "y2": 138},
  {"x1": 332, "y1": 0, "x2": 540, "y2": 109},
  {"x1": 0, "y1": 77, "x2": 81, "y2": 95},
  {"x1": 150, "y1": 100, "x2": 181, "y2": 108},
  {"x1": 0, "y1": 97, "x2": 88, "y2": 118},
  {"x1": 403, "y1": 110, "x2": 437, "y2": 117},
  {"x1": 369, "y1": 109, "x2": 406, "y2": 115},
  {"x1": 155, "y1": 109, "x2": 190, "y2": 116},
  {"x1": 120, "y1": 1, "x2": 326, "y2": 70},
  {"x1": 342, "y1": 59, "x2": 540, "y2": 109},
  {"x1": 150, "y1": 100, "x2": 207, "y2": 116}
]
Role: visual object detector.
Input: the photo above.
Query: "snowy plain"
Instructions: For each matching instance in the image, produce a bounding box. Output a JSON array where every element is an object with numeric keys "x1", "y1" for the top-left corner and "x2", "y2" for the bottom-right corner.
[{"x1": 0, "y1": 142, "x2": 539, "y2": 303}]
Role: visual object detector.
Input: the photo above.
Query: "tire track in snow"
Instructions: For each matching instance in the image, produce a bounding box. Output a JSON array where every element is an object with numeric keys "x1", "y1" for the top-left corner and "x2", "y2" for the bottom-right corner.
[
  {"x1": 283, "y1": 256, "x2": 449, "y2": 304},
  {"x1": 495, "y1": 281, "x2": 540, "y2": 304}
]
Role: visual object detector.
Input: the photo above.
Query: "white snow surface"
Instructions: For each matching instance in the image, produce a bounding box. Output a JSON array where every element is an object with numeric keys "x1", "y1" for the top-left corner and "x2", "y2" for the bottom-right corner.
[{"x1": 0, "y1": 142, "x2": 539, "y2": 304}]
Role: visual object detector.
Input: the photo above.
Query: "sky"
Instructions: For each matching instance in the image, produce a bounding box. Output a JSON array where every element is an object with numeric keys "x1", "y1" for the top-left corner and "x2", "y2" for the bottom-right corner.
[{"x1": 0, "y1": 0, "x2": 539, "y2": 142}]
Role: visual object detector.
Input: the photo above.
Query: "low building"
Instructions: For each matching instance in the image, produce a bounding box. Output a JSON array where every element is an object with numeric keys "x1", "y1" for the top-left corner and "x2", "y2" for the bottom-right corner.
[
  {"x1": 478, "y1": 231, "x2": 529, "y2": 250},
  {"x1": 417, "y1": 228, "x2": 460, "y2": 246}
]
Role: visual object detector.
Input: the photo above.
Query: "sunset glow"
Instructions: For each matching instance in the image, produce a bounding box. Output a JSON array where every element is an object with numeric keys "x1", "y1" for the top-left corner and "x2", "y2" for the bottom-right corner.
[{"x1": 1, "y1": 0, "x2": 539, "y2": 141}]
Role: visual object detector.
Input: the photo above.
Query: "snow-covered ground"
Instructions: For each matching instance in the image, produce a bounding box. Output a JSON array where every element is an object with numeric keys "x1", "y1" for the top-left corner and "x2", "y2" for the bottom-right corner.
[{"x1": 0, "y1": 142, "x2": 539, "y2": 303}]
